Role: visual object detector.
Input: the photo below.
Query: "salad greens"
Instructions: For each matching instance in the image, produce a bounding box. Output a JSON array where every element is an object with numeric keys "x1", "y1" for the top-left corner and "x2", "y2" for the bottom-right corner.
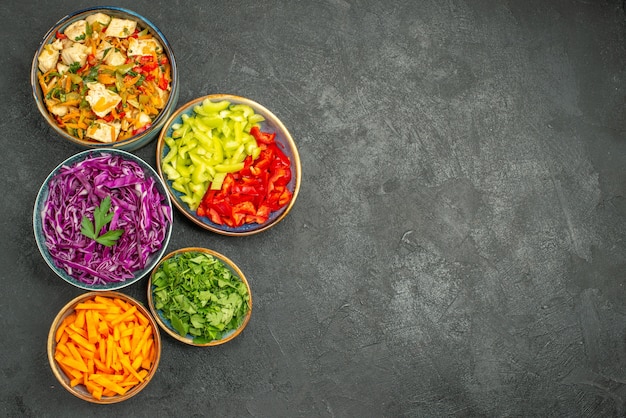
[{"x1": 152, "y1": 251, "x2": 250, "y2": 344}]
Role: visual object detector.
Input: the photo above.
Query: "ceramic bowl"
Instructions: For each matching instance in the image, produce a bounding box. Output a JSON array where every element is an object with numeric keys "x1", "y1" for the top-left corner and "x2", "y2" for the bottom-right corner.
[
  {"x1": 47, "y1": 291, "x2": 161, "y2": 403},
  {"x1": 33, "y1": 149, "x2": 173, "y2": 291},
  {"x1": 156, "y1": 94, "x2": 301, "y2": 236},
  {"x1": 147, "y1": 247, "x2": 252, "y2": 346},
  {"x1": 31, "y1": 6, "x2": 179, "y2": 151}
]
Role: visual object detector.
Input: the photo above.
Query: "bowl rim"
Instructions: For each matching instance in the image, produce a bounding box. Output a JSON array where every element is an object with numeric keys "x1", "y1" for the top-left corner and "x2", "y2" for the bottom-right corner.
[
  {"x1": 155, "y1": 93, "x2": 302, "y2": 236},
  {"x1": 30, "y1": 6, "x2": 179, "y2": 151},
  {"x1": 33, "y1": 148, "x2": 173, "y2": 291},
  {"x1": 147, "y1": 246, "x2": 253, "y2": 347},
  {"x1": 47, "y1": 290, "x2": 162, "y2": 404}
]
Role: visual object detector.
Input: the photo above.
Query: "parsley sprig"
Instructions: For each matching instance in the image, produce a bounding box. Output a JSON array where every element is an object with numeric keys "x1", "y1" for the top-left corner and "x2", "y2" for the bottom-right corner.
[{"x1": 80, "y1": 196, "x2": 124, "y2": 247}]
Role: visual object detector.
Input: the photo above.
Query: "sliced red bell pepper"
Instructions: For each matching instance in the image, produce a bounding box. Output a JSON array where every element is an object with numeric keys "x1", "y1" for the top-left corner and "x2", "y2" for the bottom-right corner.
[
  {"x1": 196, "y1": 127, "x2": 293, "y2": 227},
  {"x1": 250, "y1": 126, "x2": 275, "y2": 145},
  {"x1": 158, "y1": 74, "x2": 169, "y2": 90},
  {"x1": 87, "y1": 54, "x2": 98, "y2": 66}
]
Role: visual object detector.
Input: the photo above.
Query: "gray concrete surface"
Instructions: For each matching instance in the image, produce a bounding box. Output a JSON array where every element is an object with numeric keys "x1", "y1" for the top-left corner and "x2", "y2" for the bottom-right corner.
[{"x1": 2, "y1": 0, "x2": 626, "y2": 416}]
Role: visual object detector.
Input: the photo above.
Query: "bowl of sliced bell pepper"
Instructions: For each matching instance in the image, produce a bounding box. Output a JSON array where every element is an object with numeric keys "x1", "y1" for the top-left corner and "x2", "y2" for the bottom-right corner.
[{"x1": 156, "y1": 94, "x2": 301, "y2": 236}]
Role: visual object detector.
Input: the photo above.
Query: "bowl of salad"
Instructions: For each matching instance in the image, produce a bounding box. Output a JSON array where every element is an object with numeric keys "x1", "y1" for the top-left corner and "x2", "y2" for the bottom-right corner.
[
  {"x1": 33, "y1": 149, "x2": 173, "y2": 291},
  {"x1": 147, "y1": 247, "x2": 252, "y2": 346},
  {"x1": 31, "y1": 6, "x2": 179, "y2": 151},
  {"x1": 48, "y1": 291, "x2": 162, "y2": 403},
  {"x1": 156, "y1": 94, "x2": 302, "y2": 236}
]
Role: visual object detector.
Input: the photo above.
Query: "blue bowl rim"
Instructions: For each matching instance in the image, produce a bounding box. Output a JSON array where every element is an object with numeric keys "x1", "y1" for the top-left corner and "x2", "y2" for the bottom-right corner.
[{"x1": 33, "y1": 148, "x2": 173, "y2": 291}]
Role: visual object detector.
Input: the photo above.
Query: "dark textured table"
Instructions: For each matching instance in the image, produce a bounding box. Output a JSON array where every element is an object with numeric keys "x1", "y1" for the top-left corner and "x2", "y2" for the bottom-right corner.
[{"x1": 2, "y1": 1, "x2": 626, "y2": 416}]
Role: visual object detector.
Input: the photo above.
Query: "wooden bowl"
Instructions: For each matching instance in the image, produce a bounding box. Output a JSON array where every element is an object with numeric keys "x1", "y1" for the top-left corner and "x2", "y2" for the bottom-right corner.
[
  {"x1": 47, "y1": 291, "x2": 161, "y2": 403},
  {"x1": 147, "y1": 247, "x2": 252, "y2": 346}
]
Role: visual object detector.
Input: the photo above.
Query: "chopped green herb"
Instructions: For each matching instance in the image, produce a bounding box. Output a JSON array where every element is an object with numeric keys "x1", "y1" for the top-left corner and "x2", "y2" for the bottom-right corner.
[
  {"x1": 68, "y1": 62, "x2": 81, "y2": 73},
  {"x1": 152, "y1": 251, "x2": 250, "y2": 344},
  {"x1": 82, "y1": 66, "x2": 100, "y2": 83},
  {"x1": 80, "y1": 196, "x2": 124, "y2": 247}
]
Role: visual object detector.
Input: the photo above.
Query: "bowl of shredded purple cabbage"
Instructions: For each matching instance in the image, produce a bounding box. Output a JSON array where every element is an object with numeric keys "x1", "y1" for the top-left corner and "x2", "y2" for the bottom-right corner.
[{"x1": 33, "y1": 149, "x2": 173, "y2": 290}]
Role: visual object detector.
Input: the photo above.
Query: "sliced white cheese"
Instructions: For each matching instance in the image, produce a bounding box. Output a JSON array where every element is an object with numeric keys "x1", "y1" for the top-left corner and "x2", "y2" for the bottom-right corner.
[
  {"x1": 60, "y1": 42, "x2": 89, "y2": 67},
  {"x1": 48, "y1": 102, "x2": 69, "y2": 117},
  {"x1": 126, "y1": 96, "x2": 140, "y2": 110},
  {"x1": 136, "y1": 111, "x2": 152, "y2": 128},
  {"x1": 105, "y1": 18, "x2": 137, "y2": 38},
  {"x1": 127, "y1": 37, "x2": 162, "y2": 56},
  {"x1": 85, "y1": 13, "x2": 111, "y2": 26},
  {"x1": 51, "y1": 39, "x2": 64, "y2": 50},
  {"x1": 38, "y1": 45, "x2": 59, "y2": 73},
  {"x1": 86, "y1": 120, "x2": 121, "y2": 143},
  {"x1": 104, "y1": 50, "x2": 127, "y2": 66},
  {"x1": 64, "y1": 20, "x2": 87, "y2": 42},
  {"x1": 95, "y1": 40, "x2": 112, "y2": 60},
  {"x1": 85, "y1": 82, "x2": 122, "y2": 117},
  {"x1": 153, "y1": 86, "x2": 170, "y2": 108},
  {"x1": 56, "y1": 62, "x2": 69, "y2": 74}
]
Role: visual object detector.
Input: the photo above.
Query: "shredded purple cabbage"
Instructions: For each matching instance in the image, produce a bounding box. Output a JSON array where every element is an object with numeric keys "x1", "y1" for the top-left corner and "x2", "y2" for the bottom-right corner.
[{"x1": 41, "y1": 153, "x2": 171, "y2": 285}]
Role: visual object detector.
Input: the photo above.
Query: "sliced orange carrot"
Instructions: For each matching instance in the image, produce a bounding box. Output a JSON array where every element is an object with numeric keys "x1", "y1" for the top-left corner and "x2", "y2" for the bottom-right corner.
[
  {"x1": 131, "y1": 354, "x2": 143, "y2": 371},
  {"x1": 132, "y1": 326, "x2": 151, "y2": 359},
  {"x1": 75, "y1": 302, "x2": 109, "y2": 310},
  {"x1": 92, "y1": 386, "x2": 103, "y2": 400},
  {"x1": 56, "y1": 342, "x2": 70, "y2": 357},
  {"x1": 77, "y1": 346, "x2": 95, "y2": 360},
  {"x1": 140, "y1": 338, "x2": 153, "y2": 360},
  {"x1": 90, "y1": 374, "x2": 127, "y2": 396},
  {"x1": 136, "y1": 311, "x2": 150, "y2": 327},
  {"x1": 86, "y1": 310, "x2": 98, "y2": 344},
  {"x1": 55, "y1": 313, "x2": 77, "y2": 342},
  {"x1": 141, "y1": 357, "x2": 152, "y2": 371},
  {"x1": 66, "y1": 342, "x2": 87, "y2": 368},
  {"x1": 75, "y1": 308, "x2": 86, "y2": 329},
  {"x1": 110, "y1": 305, "x2": 137, "y2": 325},
  {"x1": 54, "y1": 295, "x2": 156, "y2": 399},
  {"x1": 55, "y1": 354, "x2": 83, "y2": 380},
  {"x1": 68, "y1": 332, "x2": 97, "y2": 353},
  {"x1": 67, "y1": 323, "x2": 88, "y2": 339},
  {"x1": 58, "y1": 355, "x2": 89, "y2": 373},
  {"x1": 120, "y1": 356, "x2": 144, "y2": 382}
]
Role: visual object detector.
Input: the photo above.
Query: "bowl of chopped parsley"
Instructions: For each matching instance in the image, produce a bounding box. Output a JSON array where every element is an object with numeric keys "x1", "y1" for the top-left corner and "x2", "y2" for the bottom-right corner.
[{"x1": 147, "y1": 247, "x2": 252, "y2": 346}]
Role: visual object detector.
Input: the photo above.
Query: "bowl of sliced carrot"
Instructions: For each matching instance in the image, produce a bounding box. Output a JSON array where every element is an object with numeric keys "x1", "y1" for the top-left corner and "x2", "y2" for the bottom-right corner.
[
  {"x1": 31, "y1": 6, "x2": 179, "y2": 151},
  {"x1": 47, "y1": 291, "x2": 161, "y2": 403},
  {"x1": 156, "y1": 94, "x2": 302, "y2": 236}
]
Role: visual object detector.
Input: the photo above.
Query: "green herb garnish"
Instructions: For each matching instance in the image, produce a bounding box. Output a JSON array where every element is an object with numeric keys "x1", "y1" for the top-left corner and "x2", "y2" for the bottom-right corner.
[
  {"x1": 80, "y1": 196, "x2": 124, "y2": 247},
  {"x1": 82, "y1": 66, "x2": 100, "y2": 83},
  {"x1": 68, "y1": 62, "x2": 81, "y2": 73}
]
